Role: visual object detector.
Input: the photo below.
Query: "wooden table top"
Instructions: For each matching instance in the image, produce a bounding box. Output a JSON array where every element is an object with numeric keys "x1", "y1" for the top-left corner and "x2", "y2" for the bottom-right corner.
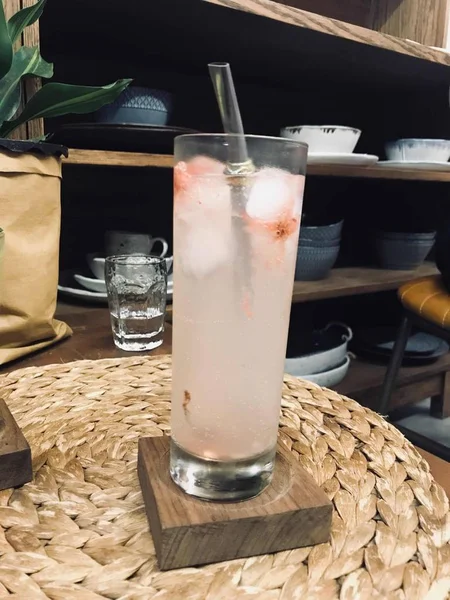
[{"x1": 1, "y1": 301, "x2": 448, "y2": 498}]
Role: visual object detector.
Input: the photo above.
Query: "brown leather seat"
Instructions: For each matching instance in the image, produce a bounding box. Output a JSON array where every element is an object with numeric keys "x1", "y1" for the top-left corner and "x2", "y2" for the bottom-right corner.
[{"x1": 399, "y1": 275, "x2": 450, "y2": 329}]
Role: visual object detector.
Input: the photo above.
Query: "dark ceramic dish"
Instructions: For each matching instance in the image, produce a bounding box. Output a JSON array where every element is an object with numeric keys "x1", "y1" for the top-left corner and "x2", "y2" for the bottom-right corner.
[{"x1": 50, "y1": 123, "x2": 197, "y2": 154}]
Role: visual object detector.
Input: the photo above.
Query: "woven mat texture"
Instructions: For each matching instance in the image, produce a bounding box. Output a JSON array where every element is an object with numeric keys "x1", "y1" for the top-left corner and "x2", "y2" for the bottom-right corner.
[{"x1": 0, "y1": 355, "x2": 448, "y2": 600}]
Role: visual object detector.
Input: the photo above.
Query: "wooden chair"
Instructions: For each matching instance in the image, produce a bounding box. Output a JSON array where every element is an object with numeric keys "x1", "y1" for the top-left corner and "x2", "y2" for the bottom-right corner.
[{"x1": 380, "y1": 275, "x2": 450, "y2": 461}]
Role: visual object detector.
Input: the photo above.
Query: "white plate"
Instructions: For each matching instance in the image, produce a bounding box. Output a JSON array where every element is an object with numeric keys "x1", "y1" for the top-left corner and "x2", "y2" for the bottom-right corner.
[
  {"x1": 299, "y1": 355, "x2": 350, "y2": 388},
  {"x1": 378, "y1": 160, "x2": 450, "y2": 171},
  {"x1": 307, "y1": 153, "x2": 379, "y2": 166}
]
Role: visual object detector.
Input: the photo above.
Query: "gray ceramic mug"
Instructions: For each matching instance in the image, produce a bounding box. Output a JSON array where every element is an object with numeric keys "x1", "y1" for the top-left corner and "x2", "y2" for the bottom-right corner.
[{"x1": 105, "y1": 230, "x2": 168, "y2": 258}]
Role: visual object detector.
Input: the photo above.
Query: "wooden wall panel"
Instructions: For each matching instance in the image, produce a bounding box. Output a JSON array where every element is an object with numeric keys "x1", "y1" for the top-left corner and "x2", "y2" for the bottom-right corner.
[
  {"x1": 22, "y1": 0, "x2": 43, "y2": 139},
  {"x1": 2, "y1": 0, "x2": 43, "y2": 140},
  {"x1": 369, "y1": 0, "x2": 450, "y2": 47},
  {"x1": 3, "y1": 0, "x2": 19, "y2": 21},
  {"x1": 3, "y1": 0, "x2": 26, "y2": 140}
]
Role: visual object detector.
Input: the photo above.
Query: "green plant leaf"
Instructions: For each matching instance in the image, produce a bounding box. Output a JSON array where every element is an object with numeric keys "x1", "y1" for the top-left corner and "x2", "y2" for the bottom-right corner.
[
  {"x1": 0, "y1": 46, "x2": 53, "y2": 124},
  {"x1": 0, "y1": 2, "x2": 13, "y2": 80},
  {"x1": 8, "y1": 0, "x2": 47, "y2": 44},
  {"x1": 0, "y1": 78, "x2": 132, "y2": 138}
]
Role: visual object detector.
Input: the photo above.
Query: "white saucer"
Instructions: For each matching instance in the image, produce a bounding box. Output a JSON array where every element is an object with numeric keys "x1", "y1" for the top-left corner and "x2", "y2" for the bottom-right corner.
[
  {"x1": 307, "y1": 153, "x2": 379, "y2": 166},
  {"x1": 74, "y1": 273, "x2": 107, "y2": 293},
  {"x1": 58, "y1": 284, "x2": 108, "y2": 304},
  {"x1": 59, "y1": 271, "x2": 173, "y2": 304},
  {"x1": 378, "y1": 160, "x2": 450, "y2": 171}
]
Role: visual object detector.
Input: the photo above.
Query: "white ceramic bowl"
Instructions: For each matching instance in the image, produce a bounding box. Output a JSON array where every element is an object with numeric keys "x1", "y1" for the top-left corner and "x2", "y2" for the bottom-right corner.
[
  {"x1": 74, "y1": 274, "x2": 107, "y2": 293},
  {"x1": 280, "y1": 125, "x2": 361, "y2": 153},
  {"x1": 87, "y1": 255, "x2": 106, "y2": 280},
  {"x1": 285, "y1": 323, "x2": 352, "y2": 376},
  {"x1": 300, "y1": 355, "x2": 350, "y2": 388},
  {"x1": 87, "y1": 253, "x2": 173, "y2": 280},
  {"x1": 385, "y1": 139, "x2": 450, "y2": 162}
]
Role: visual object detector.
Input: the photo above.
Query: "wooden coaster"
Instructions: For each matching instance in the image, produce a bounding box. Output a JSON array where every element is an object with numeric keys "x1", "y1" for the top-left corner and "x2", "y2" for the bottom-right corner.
[
  {"x1": 0, "y1": 399, "x2": 32, "y2": 491},
  {"x1": 138, "y1": 436, "x2": 332, "y2": 570}
]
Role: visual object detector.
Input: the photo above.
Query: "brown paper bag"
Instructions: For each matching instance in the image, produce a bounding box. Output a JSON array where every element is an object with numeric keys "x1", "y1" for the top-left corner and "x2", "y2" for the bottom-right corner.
[{"x1": 0, "y1": 150, "x2": 72, "y2": 365}]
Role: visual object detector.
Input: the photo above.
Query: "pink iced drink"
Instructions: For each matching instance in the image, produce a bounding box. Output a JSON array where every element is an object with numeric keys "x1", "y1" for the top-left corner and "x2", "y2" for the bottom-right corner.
[{"x1": 171, "y1": 157, "x2": 304, "y2": 461}]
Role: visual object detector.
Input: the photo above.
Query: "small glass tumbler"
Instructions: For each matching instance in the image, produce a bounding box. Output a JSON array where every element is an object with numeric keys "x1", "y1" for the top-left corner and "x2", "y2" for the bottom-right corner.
[{"x1": 105, "y1": 255, "x2": 167, "y2": 351}]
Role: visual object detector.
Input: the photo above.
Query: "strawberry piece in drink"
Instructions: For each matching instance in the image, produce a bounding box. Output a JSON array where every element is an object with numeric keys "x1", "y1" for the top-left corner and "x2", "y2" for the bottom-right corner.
[
  {"x1": 174, "y1": 156, "x2": 225, "y2": 199},
  {"x1": 245, "y1": 168, "x2": 304, "y2": 268},
  {"x1": 174, "y1": 156, "x2": 233, "y2": 278}
]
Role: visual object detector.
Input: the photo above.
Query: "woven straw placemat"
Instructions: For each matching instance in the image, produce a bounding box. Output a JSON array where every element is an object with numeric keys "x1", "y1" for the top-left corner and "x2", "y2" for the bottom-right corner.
[{"x1": 0, "y1": 355, "x2": 448, "y2": 599}]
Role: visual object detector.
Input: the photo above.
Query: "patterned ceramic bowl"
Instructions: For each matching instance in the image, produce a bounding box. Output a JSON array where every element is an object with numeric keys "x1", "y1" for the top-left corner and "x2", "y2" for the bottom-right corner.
[
  {"x1": 96, "y1": 86, "x2": 173, "y2": 126},
  {"x1": 375, "y1": 234, "x2": 435, "y2": 270},
  {"x1": 385, "y1": 139, "x2": 450, "y2": 162},
  {"x1": 300, "y1": 221, "x2": 344, "y2": 242},
  {"x1": 295, "y1": 244, "x2": 340, "y2": 281},
  {"x1": 280, "y1": 126, "x2": 361, "y2": 153}
]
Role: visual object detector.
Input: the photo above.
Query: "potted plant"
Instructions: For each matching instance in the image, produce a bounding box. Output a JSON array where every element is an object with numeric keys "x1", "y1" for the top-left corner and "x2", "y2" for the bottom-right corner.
[{"x1": 0, "y1": 0, "x2": 132, "y2": 365}]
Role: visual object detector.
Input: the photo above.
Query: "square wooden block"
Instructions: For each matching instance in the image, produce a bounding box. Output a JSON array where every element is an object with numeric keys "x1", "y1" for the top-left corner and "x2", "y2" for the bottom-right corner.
[
  {"x1": 138, "y1": 436, "x2": 332, "y2": 570},
  {"x1": 0, "y1": 399, "x2": 32, "y2": 491}
]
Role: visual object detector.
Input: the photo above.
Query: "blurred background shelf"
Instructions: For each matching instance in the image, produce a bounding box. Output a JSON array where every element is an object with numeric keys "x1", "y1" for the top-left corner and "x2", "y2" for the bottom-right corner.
[
  {"x1": 336, "y1": 353, "x2": 450, "y2": 411},
  {"x1": 64, "y1": 151, "x2": 450, "y2": 182},
  {"x1": 292, "y1": 263, "x2": 438, "y2": 303},
  {"x1": 58, "y1": 267, "x2": 438, "y2": 314},
  {"x1": 41, "y1": 0, "x2": 450, "y2": 94},
  {"x1": 56, "y1": 266, "x2": 437, "y2": 323},
  {"x1": 206, "y1": 0, "x2": 450, "y2": 69}
]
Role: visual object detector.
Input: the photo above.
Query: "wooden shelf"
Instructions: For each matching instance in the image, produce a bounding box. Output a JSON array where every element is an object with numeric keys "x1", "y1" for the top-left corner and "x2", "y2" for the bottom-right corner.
[
  {"x1": 337, "y1": 354, "x2": 450, "y2": 398},
  {"x1": 58, "y1": 265, "x2": 436, "y2": 327},
  {"x1": 63, "y1": 150, "x2": 174, "y2": 168},
  {"x1": 307, "y1": 163, "x2": 450, "y2": 182},
  {"x1": 63, "y1": 151, "x2": 450, "y2": 182},
  {"x1": 336, "y1": 352, "x2": 450, "y2": 410},
  {"x1": 292, "y1": 263, "x2": 438, "y2": 303}
]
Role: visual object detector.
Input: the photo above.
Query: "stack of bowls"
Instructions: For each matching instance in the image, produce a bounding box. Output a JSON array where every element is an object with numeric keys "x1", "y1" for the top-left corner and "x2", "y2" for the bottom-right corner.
[
  {"x1": 295, "y1": 221, "x2": 343, "y2": 281},
  {"x1": 375, "y1": 231, "x2": 436, "y2": 270}
]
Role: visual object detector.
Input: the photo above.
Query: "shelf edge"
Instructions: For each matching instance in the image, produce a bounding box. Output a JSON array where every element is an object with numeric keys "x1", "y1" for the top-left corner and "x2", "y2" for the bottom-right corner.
[
  {"x1": 63, "y1": 151, "x2": 450, "y2": 182},
  {"x1": 205, "y1": 0, "x2": 450, "y2": 66},
  {"x1": 64, "y1": 149, "x2": 174, "y2": 168}
]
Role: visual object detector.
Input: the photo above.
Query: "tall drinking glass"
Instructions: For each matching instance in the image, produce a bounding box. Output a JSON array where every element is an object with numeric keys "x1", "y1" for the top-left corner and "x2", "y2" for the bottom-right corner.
[{"x1": 170, "y1": 134, "x2": 307, "y2": 501}]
